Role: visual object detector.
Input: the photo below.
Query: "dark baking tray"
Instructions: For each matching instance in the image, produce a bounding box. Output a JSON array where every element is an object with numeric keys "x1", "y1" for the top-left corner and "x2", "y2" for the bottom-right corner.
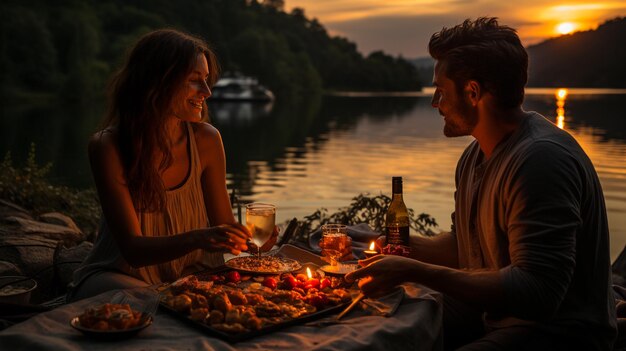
[
  {"x1": 160, "y1": 299, "x2": 347, "y2": 342},
  {"x1": 159, "y1": 268, "x2": 352, "y2": 343}
]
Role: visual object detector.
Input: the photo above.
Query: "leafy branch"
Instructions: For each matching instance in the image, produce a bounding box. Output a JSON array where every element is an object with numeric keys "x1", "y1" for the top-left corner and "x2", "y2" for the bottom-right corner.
[{"x1": 292, "y1": 193, "x2": 438, "y2": 244}]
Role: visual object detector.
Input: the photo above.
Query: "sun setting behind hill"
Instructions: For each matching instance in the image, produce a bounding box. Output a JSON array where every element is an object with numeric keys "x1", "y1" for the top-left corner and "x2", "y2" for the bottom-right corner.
[
  {"x1": 286, "y1": 0, "x2": 626, "y2": 57},
  {"x1": 556, "y1": 22, "x2": 576, "y2": 35}
]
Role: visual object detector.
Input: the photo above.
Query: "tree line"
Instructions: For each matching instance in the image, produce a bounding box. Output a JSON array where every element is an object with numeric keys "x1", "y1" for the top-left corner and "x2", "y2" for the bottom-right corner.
[
  {"x1": 527, "y1": 17, "x2": 626, "y2": 88},
  {"x1": 0, "y1": 0, "x2": 422, "y2": 103}
]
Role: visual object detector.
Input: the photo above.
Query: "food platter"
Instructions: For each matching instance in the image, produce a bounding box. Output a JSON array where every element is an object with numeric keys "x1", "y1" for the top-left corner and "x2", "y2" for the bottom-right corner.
[
  {"x1": 159, "y1": 269, "x2": 355, "y2": 342},
  {"x1": 225, "y1": 256, "x2": 302, "y2": 274}
]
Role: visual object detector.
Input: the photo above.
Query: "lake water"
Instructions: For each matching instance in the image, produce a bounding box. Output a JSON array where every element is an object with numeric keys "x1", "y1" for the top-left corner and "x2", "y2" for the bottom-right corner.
[{"x1": 2, "y1": 88, "x2": 625, "y2": 260}]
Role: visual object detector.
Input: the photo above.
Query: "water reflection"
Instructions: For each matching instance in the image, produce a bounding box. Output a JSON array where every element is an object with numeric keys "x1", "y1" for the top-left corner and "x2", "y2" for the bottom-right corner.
[
  {"x1": 555, "y1": 88, "x2": 568, "y2": 129},
  {"x1": 1, "y1": 90, "x2": 625, "y2": 260},
  {"x1": 209, "y1": 101, "x2": 274, "y2": 124}
]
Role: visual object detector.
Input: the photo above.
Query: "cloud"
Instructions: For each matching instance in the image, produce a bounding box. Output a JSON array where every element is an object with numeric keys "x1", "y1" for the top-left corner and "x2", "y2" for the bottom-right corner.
[
  {"x1": 328, "y1": 14, "x2": 483, "y2": 58},
  {"x1": 286, "y1": 0, "x2": 626, "y2": 57}
]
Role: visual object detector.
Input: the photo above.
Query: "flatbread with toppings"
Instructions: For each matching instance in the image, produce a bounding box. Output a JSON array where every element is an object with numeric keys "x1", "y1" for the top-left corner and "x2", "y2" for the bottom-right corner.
[{"x1": 225, "y1": 256, "x2": 301, "y2": 274}]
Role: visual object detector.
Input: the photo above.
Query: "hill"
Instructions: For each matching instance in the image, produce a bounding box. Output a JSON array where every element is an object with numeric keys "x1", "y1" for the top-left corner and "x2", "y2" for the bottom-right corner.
[
  {"x1": 527, "y1": 17, "x2": 626, "y2": 88},
  {"x1": 0, "y1": 0, "x2": 421, "y2": 102}
]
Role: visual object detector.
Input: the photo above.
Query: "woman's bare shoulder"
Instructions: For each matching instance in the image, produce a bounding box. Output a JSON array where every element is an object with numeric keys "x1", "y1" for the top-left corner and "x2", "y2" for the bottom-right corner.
[
  {"x1": 191, "y1": 122, "x2": 225, "y2": 171},
  {"x1": 88, "y1": 128, "x2": 119, "y2": 159},
  {"x1": 191, "y1": 122, "x2": 222, "y2": 149},
  {"x1": 192, "y1": 122, "x2": 219, "y2": 137}
]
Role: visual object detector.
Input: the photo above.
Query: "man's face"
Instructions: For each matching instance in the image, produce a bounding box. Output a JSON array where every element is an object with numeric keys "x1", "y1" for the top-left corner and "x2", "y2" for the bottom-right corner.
[{"x1": 431, "y1": 61, "x2": 477, "y2": 137}]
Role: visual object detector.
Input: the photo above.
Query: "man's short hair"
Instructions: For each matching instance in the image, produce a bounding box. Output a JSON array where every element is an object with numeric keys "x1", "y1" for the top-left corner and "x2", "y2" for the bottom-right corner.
[{"x1": 428, "y1": 17, "x2": 528, "y2": 109}]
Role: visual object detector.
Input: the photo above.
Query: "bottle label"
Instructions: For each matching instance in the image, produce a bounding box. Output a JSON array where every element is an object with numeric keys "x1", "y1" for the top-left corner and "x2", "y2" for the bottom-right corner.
[
  {"x1": 387, "y1": 225, "x2": 409, "y2": 246},
  {"x1": 385, "y1": 225, "x2": 410, "y2": 256}
]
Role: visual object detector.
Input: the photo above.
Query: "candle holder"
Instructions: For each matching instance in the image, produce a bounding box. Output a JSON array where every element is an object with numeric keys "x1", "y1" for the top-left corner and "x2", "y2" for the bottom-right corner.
[
  {"x1": 363, "y1": 241, "x2": 379, "y2": 259},
  {"x1": 363, "y1": 250, "x2": 378, "y2": 259}
]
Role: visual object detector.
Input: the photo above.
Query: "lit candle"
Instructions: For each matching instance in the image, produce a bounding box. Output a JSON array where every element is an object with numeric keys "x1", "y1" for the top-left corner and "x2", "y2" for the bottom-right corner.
[
  {"x1": 363, "y1": 241, "x2": 378, "y2": 258},
  {"x1": 304, "y1": 267, "x2": 320, "y2": 290}
]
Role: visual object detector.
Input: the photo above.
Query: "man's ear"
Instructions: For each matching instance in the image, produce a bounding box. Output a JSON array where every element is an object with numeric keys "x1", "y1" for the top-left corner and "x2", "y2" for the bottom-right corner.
[{"x1": 465, "y1": 80, "x2": 481, "y2": 106}]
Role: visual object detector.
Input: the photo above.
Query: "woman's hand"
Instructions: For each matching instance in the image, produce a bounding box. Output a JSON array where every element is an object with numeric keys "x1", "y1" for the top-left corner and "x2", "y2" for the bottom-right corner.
[
  {"x1": 247, "y1": 226, "x2": 280, "y2": 253},
  {"x1": 345, "y1": 255, "x2": 417, "y2": 297},
  {"x1": 200, "y1": 223, "x2": 251, "y2": 255}
]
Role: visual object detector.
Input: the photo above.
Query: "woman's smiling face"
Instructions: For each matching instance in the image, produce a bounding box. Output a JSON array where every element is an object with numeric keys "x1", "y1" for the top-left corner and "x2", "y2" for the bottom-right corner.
[{"x1": 171, "y1": 53, "x2": 212, "y2": 122}]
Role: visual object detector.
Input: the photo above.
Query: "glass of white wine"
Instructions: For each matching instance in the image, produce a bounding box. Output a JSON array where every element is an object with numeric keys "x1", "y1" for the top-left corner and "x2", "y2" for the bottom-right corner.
[{"x1": 245, "y1": 203, "x2": 276, "y2": 259}]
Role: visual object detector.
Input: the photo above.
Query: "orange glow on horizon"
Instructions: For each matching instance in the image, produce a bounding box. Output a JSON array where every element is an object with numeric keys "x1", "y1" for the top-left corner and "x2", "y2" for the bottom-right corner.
[
  {"x1": 286, "y1": 1, "x2": 625, "y2": 55},
  {"x1": 556, "y1": 88, "x2": 569, "y2": 100},
  {"x1": 556, "y1": 22, "x2": 576, "y2": 34}
]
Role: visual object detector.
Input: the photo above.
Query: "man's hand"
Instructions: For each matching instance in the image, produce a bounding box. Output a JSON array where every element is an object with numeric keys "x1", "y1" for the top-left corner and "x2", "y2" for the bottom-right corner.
[{"x1": 345, "y1": 254, "x2": 417, "y2": 297}]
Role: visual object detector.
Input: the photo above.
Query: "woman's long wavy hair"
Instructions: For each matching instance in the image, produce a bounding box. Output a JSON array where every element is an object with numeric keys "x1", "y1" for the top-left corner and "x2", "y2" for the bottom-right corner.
[{"x1": 103, "y1": 29, "x2": 220, "y2": 212}]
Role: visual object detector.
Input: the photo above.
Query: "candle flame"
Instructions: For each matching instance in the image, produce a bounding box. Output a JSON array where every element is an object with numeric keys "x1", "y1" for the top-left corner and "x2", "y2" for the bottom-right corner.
[
  {"x1": 306, "y1": 267, "x2": 313, "y2": 279},
  {"x1": 369, "y1": 241, "x2": 375, "y2": 251}
]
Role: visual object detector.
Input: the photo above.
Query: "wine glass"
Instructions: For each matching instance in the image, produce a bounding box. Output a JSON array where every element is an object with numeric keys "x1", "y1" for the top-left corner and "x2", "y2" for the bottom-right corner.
[
  {"x1": 321, "y1": 224, "x2": 348, "y2": 267},
  {"x1": 245, "y1": 203, "x2": 276, "y2": 258}
]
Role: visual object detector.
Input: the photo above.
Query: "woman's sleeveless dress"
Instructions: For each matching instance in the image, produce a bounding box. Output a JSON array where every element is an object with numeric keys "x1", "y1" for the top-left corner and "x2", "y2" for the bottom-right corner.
[{"x1": 71, "y1": 122, "x2": 223, "y2": 288}]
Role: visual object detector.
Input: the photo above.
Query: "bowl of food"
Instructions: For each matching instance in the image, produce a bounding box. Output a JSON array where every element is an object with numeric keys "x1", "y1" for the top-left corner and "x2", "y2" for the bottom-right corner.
[
  {"x1": 70, "y1": 303, "x2": 153, "y2": 340},
  {"x1": 0, "y1": 276, "x2": 37, "y2": 304}
]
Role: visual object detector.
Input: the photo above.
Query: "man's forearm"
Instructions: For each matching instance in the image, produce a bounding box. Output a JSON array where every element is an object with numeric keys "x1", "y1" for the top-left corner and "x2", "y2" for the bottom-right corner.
[
  {"x1": 410, "y1": 232, "x2": 459, "y2": 268},
  {"x1": 409, "y1": 260, "x2": 506, "y2": 311}
]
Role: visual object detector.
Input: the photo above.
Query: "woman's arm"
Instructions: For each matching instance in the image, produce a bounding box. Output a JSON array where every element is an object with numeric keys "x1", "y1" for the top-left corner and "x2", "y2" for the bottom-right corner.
[{"x1": 88, "y1": 131, "x2": 248, "y2": 268}]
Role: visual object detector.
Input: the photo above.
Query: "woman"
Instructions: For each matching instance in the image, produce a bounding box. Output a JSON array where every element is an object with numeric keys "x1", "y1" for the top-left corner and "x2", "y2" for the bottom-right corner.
[{"x1": 69, "y1": 29, "x2": 274, "y2": 301}]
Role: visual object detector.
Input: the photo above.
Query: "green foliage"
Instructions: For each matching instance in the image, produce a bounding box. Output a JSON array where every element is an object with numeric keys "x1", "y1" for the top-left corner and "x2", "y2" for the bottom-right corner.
[
  {"x1": 0, "y1": 0, "x2": 421, "y2": 102},
  {"x1": 295, "y1": 193, "x2": 438, "y2": 243},
  {"x1": 0, "y1": 144, "x2": 100, "y2": 238}
]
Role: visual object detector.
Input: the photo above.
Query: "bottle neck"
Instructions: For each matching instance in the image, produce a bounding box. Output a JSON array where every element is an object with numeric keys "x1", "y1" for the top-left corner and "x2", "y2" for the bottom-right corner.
[{"x1": 392, "y1": 181, "x2": 402, "y2": 195}]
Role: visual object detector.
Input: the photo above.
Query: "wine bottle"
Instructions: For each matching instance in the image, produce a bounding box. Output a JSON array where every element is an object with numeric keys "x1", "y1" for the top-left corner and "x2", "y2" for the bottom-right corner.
[{"x1": 384, "y1": 176, "x2": 410, "y2": 256}]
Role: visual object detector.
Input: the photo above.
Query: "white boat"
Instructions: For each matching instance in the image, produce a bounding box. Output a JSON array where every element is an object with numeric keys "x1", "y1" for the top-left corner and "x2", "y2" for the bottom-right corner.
[{"x1": 210, "y1": 76, "x2": 274, "y2": 102}]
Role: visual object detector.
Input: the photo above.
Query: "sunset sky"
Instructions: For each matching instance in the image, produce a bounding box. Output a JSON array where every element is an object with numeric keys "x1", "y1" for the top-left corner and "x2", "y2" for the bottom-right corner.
[{"x1": 286, "y1": 0, "x2": 626, "y2": 58}]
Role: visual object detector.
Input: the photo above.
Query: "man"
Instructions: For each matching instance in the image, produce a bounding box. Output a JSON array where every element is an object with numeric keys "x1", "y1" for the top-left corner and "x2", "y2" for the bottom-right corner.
[{"x1": 346, "y1": 17, "x2": 616, "y2": 350}]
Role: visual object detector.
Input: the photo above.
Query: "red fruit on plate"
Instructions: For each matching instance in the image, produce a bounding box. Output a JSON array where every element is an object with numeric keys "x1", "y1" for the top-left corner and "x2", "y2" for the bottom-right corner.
[
  {"x1": 262, "y1": 277, "x2": 277, "y2": 290},
  {"x1": 295, "y1": 273, "x2": 308, "y2": 282},
  {"x1": 281, "y1": 275, "x2": 298, "y2": 290},
  {"x1": 319, "y1": 278, "x2": 331, "y2": 290},
  {"x1": 225, "y1": 271, "x2": 241, "y2": 283}
]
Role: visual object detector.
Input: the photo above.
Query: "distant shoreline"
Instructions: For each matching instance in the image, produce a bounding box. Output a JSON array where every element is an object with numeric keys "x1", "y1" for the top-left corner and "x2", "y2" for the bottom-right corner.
[{"x1": 328, "y1": 87, "x2": 626, "y2": 97}]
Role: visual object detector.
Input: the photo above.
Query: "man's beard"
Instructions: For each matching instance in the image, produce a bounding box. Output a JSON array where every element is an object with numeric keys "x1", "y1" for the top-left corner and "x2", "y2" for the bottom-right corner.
[{"x1": 442, "y1": 102, "x2": 477, "y2": 137}]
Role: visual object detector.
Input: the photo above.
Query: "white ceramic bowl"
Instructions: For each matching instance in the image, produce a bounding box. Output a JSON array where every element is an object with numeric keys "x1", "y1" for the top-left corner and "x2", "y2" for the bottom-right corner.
[{"x1": 0, "y1": 276, "x2": 38, "y2": 304}]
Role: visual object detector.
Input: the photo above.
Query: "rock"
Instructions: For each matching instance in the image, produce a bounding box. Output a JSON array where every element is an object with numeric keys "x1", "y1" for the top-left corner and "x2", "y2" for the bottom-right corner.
[
  {"x1": 0, "y1": 200, "x2": 95, "y2": 301},
  {"x1": 39, "y1": 213, "x2": 82, "y2": 234},
  {"x1": 0, "y1": 236, "x2": 58, "y2": 303},
  {"x1": 0, "y1": 199, "x2": 32, "y2": 221},
  {"x1": 56, "y1": 242, "x2": 93, "y2": 286},
  {"x1": 0, "y1": 261, "x2": 22, "y2": 276},
  {"x1": 2, "y1": 216, "x2": 84, "y2": 246}
]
